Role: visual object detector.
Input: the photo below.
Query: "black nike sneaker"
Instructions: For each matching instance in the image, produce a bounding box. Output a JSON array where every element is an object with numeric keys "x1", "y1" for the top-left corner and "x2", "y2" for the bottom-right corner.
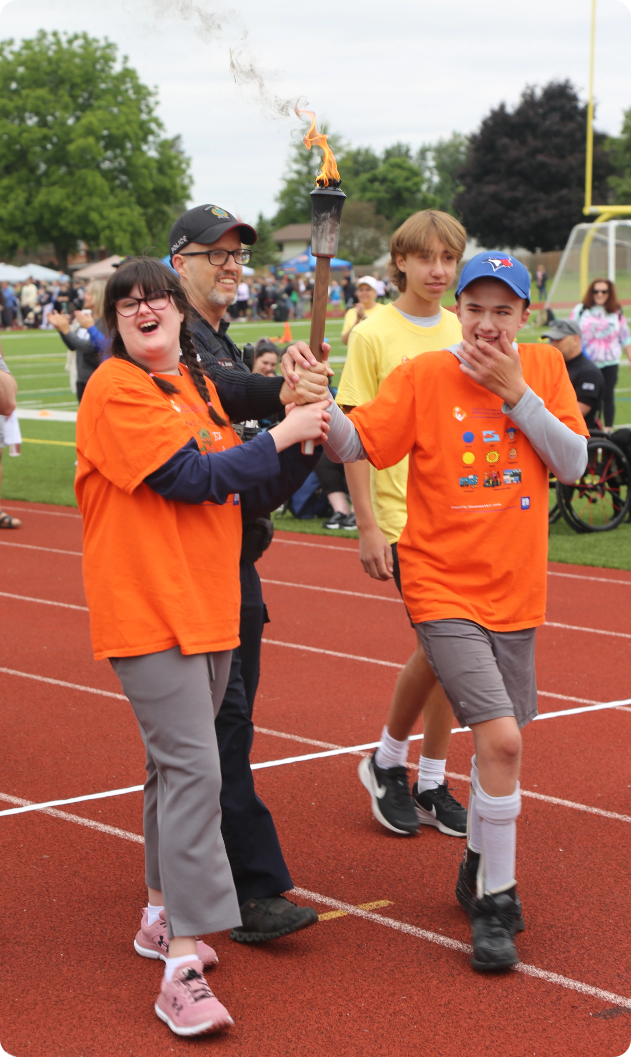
[
  {"x1": 358, "y1": 752, "x2": 419, "y2": 835},
  {"x1": 470, "y1": 891, "x2": 523, "y2": 972},
  {"x1": 413, "y1": 781, "x2": 467, "y2": 836},
  {"x1": 456, "y1": 848, "x2": 525, "y2": 931}
]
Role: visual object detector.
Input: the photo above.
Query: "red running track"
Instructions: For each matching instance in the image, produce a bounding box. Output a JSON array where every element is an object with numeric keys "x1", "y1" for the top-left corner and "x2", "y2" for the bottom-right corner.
[{"x1": 0, "y1": 502, "x2": 630, "y2": 1056}]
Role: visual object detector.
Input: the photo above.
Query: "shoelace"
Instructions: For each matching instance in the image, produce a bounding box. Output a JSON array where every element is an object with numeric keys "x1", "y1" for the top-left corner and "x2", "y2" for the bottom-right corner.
[
  {"x1": 180, "y1": 967, "x2": 214, "y2": 1004},
  {"x1": 432, "y1": 781, "x2": 463, "y2": 809}
]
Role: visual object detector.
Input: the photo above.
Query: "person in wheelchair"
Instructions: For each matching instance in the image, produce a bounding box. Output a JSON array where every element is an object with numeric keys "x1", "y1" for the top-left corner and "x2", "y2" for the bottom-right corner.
[{"x1": 543, "y1": 319, "x2": 631, "y2": 464}]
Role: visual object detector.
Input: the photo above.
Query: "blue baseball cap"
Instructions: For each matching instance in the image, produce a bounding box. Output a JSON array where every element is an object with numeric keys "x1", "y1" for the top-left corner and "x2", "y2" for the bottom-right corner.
[{"x1": 456, "y1": 251, "x2": 531, "y2": 304}]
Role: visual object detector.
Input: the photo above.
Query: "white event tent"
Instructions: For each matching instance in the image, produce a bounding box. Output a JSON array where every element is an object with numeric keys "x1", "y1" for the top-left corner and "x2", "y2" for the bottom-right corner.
[{"x1": 0, "y1": 263, "x2": 68, "y2": 282}]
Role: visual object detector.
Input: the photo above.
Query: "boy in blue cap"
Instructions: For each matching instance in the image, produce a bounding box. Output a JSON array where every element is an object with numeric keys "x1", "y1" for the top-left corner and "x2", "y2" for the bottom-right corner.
[{"x1": 322, "y1": 252, "x2": 589, "y2": 970}]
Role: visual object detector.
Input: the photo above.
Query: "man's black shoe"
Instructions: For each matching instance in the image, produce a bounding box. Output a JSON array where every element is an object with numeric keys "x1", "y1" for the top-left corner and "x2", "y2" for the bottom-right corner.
[
  {"x1": 230, "y1": 896, "x2": 318, "y2": 943},
  {"x1": 413, "y1": 781, "x2": 467, "y2": 836},
  {"x1": 456, "y1": 849, "x2": 525, "y2": 931},
  {"x1": 470, "y1": 891, "x2": 522, "y2": 972},
  {"x1": 358, "y1": 753, "x2": 419, "y2": 835}
]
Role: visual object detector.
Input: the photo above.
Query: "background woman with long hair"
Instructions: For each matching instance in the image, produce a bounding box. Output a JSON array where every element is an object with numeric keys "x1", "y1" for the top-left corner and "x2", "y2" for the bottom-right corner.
[
  {"x1": 75, "y1": 257, "x2": 330, "y2": 1038},
  {"x1": 571, "y1": 278, "x2": 631, "y2": 429}
]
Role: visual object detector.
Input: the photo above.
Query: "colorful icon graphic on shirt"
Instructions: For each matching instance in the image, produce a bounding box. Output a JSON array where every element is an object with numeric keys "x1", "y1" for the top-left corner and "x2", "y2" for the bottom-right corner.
[
  {"x1": 462, "y1": 451, "x2": 476, "y2": 466},
  {"x1": 462, "y1": 431, "x2": 475, "y2": 444},
  {"x1": 485, "y1": 450, "x2": 500, "y2": 464},
  {"x1": 483, "y1": 470, "x2": 501, "y2": 488},
  {"x1": 459, "y1": 474, "x2": 478, "y2": 490},
  {"x1": 453, "y1": 406, "x2": 467, "y2": 422},
  {"x1": 521, "y1": 496, "x2": 530, "y2": 509},
  {"x1": 170, "y1": 400, "x2": 181, "y2": 412},
  {"x1": 506, "y1": 427, "x2": 517, "y2": 442},
  {"x1": 503, "y1": 468, "x2": 522, "y2": 484},
  {"x1": 508, "y1": 447, "x2": 517, "y2": 461},
  {"x1": 482, "y1": 430, "x2": 500, "y2": 443}
]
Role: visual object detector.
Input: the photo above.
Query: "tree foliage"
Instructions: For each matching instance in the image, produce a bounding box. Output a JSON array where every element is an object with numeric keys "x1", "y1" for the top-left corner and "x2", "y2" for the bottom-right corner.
[
  {"x1": 272, "y1": 126, "x2": 345, "y2": 229},
  {"x1": 249, "y1": 213, "x2": 279, "y2": 269},
  {"x1": 454, "y1": 80, "x2": 613, "y2": 253},
  {"x1": 337, "y1": 200, "x2": 390, "y2": 265},
  {"x1": 607, "y1": 108, "x2": 631, "y2": 204},
  {"x1": 0, "y1": 31, "x2": 192, "y2": 268}
]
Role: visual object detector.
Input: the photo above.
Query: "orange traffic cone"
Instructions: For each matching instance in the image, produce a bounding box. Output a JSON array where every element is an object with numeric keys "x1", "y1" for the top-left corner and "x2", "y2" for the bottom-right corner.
[{"x1": 280, "y1": 320, "x2": 293, "y2": 343}]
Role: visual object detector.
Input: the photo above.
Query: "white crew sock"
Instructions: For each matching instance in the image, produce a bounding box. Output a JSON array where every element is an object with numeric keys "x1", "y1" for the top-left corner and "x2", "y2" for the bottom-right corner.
[
  {"x1": 146, "y1": 904, "x2": 165, "y2": 927},
  {"x1": 417, "y1": 756, "x2": 446, "y2": 793},
  {"x1": 164, "y1": 953, "x2": 198, "y2": 982},
  {"x1": 374, "y1": 726, "x2": 409, "y2": 770},
  {"x1": 468, "y1": 755, "x2": 482, "y2": 854},
  {"x1": 475, "y1": 782, "x2": 521, "y2": 896}
]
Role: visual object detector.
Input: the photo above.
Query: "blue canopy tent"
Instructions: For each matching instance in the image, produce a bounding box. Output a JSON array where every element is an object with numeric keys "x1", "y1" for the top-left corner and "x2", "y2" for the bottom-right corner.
[{"x1": 273, "y1": 248, "x2": 352, "y2": 275}]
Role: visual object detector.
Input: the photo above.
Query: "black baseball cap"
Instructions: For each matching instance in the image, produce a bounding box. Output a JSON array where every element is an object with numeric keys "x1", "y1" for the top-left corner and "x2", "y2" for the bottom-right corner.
[
  {"x1": 542, "y1": 320, "x2": 581, "y2": 341},
  {"x1": 169, "y1": 204, "x2": 257, "y2": 258}
]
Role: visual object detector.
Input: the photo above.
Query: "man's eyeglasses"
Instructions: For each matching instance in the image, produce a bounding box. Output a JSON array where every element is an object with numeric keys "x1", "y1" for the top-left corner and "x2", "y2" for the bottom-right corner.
[
  {"x1": 114, "y1": 290, "x2": 172, "y2": 317},
  {"x1": 177, "y1": 248, "x2": 252, "y2": 267}
]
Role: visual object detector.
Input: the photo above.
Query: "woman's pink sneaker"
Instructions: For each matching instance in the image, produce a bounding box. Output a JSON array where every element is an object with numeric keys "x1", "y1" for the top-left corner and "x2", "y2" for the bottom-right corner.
[
  {"x1": 154, "y1": 958, "x2": 234, "y2": 1037},
  {"x1": 134, "y1": 908, "x2": 218, "y2": 967}
]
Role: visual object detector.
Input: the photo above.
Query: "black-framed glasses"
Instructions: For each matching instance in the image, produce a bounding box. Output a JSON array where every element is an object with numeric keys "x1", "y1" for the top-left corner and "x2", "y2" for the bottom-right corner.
[
  {"x1": 114, "y1": 290, "x2": 173, "y2": 317},
  {"x1": 178, "y1": 248, "x2": 252, "y2": 267}
]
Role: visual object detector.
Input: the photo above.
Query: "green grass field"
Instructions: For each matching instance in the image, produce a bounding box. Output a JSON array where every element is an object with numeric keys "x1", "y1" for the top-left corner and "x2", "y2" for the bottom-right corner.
[{"x1": 2, "y1": 328, "x2": 630, "y2": 570}]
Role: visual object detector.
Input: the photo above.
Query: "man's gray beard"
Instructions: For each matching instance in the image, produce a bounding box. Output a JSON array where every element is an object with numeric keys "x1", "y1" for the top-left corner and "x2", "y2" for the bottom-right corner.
[{"x1": 207, "y1": 287, "x2": 237, "y2": 307}]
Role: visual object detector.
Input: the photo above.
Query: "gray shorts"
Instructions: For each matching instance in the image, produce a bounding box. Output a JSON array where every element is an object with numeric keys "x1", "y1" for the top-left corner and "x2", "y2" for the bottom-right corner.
[{"x1": 414, "y1": 619, "x2": 537, "y2": 730}]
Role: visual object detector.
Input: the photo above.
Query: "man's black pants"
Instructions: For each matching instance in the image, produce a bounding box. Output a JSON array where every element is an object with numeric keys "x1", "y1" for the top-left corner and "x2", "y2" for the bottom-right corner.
[{"x1": 215, "y1": 561, "x2": 293, "y2": 904}]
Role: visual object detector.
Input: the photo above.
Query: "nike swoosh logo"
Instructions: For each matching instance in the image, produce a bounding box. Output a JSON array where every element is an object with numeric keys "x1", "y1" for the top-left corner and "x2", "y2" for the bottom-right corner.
[{"x1": 375, "y1": 783, "x2": 387, "y2": 799}]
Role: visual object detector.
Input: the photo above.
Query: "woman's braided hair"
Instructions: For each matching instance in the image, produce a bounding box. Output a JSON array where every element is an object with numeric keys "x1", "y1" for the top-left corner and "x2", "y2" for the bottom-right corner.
[{"x1": 103, "y1": 255, "x2": 227, "y2": 427}]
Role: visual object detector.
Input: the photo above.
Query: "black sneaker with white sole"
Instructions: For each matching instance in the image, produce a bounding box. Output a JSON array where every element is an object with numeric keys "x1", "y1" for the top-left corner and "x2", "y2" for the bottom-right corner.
[
  {"x1": 230, "y1": 896, "x2": 318, "y2": 943},
  {"x1": 413, "y1": 781, "x2": 467, "y2": 836},
  {"x1": 358, "y1": 753, "x2": 419, "y2": 835},
  {"x1": 470, "y1": 891, "x2": 522, "y2": 971},
  {"x1": 322, "y1": 511, "x2": 347, "y2": 530},
  {"x1": 456, "y1": 848, "x2": 525, "y2": 931}
]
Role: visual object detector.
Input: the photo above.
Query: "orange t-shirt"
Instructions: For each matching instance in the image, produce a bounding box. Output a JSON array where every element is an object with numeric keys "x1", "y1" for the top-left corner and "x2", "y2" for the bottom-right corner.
[
  {"x1": 75, "y1": 358, "x2": 243, "y2": 660},
  {"x1": 350, "y1": 344, "x2": 589, "y2": 631}
]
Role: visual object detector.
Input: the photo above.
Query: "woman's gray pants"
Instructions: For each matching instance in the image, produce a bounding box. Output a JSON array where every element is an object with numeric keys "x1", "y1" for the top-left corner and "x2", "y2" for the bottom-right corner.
[{"x1": 111, "y1": 646, "x2": 242, "y2": 939}]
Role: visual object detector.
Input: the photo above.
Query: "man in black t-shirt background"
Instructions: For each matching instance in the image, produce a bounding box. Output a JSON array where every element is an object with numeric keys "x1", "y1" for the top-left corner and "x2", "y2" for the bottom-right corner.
[{"x1": 543, "y1": 320, "x2": 603, "y2": 429}]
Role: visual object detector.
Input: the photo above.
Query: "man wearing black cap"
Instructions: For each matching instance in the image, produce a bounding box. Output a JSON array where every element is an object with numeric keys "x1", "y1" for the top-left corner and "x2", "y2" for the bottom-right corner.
[
  {"x1": 170, "y1": 204, "x2": 329, "y2": 943},
  {"x1": 542, "y1": 320, "x2": 603, "y2": 430}
]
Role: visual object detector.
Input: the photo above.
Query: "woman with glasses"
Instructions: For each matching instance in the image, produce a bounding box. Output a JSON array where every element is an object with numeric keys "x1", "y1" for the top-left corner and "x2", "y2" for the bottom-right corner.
[
  {"x1": 75, "y1": 257, "x2": 331, "y2": 1038},
  {"x1": 571, "y1": 279, "x2": 631, "y2": 429}
]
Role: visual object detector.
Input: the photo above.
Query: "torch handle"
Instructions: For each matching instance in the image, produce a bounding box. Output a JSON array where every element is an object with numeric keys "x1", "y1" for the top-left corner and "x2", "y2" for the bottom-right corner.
[{"x1": 302, "y1": 255, "x2": 331, "y2": 455}]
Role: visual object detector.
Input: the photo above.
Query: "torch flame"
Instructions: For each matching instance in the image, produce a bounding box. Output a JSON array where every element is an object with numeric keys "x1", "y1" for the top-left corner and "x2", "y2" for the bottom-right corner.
[{"x1": 296, "y1": 106, "x2": 340, "y2": 187}]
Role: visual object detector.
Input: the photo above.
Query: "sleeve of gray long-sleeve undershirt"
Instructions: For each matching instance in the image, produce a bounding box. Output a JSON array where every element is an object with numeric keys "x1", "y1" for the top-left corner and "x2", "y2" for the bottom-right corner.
[
  {"x1": 503, "y1": 387, "x2": 588, "y2": 484},
  {"x1": 323, "y1": 400, "x2": 368, "y2": 463}
]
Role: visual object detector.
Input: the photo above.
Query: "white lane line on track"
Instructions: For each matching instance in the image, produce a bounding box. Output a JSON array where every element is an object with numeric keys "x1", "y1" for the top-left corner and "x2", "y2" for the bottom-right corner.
[
  {"x1": 260, "y1": 578, "x2": 402, "y2": 603},
  {"x1": 272, "y1": 538, "x2": 358, "y2": 553},
  {"x1": 0, "y1": 540, "x2": 82, "y2": 557},
  {"x1": 0, "y1": 591, "x2": 87, "y2": 611},
  {"x1": 0, "y1": 791, "x2": 626, "y2": 1012},
  {"x1": 548, "y1": 570, "x2": 631, "y2": 587},
  {"x1": 263, "y1": 638, "x2": 403, "y2": 668},
  {"x1": 2, "y1": 505, "x2": 81, "y2": 519},
  {"x1": 545, "y1": 621, "x2": 631, "y2": 640},
  {"x1": 0, "y1": 792, "x2": 143, "y2": 843},
  {"x1": 290, "y1": 888, "x2": 631, "y2": 1012},
  {"x1": 443, "y1": 772, "x2": 631, "y2": 824},
  {"x1": 0, "y1": 785, "x2": 628, "y2": 1012},
  {"x1": 0, "y1": 785, "x2": 144, "y2": 817},
  {"x1": 0, "y1": 668, "x2": 126, "y2": 700}
]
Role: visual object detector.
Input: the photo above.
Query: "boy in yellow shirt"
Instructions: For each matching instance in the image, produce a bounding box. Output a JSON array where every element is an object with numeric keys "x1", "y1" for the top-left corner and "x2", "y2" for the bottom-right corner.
[{"x1": 337, "y1": 209, "x2": 468, "y2": 838}]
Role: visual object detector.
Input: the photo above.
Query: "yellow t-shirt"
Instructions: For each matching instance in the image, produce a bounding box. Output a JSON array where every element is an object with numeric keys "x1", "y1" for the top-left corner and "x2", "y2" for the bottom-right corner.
[
  {"x1": 336, "y1": 303, "x2": 462, "y2": 543},
  {"x1": 342, "y1": 302, "x2": 385, "y2": 336}
]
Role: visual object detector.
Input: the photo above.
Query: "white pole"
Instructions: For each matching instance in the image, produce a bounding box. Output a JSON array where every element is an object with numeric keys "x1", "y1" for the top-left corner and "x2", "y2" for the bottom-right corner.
[{"x1": 608, "y1": 220, "x2": 616, "y2": 283}]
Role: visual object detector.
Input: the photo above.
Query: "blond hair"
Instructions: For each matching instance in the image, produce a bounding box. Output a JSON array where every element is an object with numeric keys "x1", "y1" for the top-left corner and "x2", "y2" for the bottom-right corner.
[
  {"x1": 87, "y1": 279, "x2": 106, "y2": 319},
  {"x1": 388, "y1": 210, "x2": 467, "y2": 291}
]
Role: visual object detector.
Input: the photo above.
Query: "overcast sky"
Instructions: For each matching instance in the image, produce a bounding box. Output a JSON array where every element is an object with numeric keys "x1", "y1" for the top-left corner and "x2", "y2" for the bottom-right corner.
[{"x1": 2, "y1": 0, "x2": 631, "y2": 225}]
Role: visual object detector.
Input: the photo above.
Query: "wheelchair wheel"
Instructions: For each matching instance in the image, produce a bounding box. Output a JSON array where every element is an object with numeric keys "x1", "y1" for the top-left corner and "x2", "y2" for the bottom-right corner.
[
  {"x1": 556, "y1": 437, "x2": 631, "y2": 533},
  {"x1": 548, "y1": 474, "x2": 561, "y2": 524}
]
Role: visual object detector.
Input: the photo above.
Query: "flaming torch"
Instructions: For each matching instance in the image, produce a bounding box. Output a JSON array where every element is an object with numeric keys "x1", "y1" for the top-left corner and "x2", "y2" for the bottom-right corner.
[{"x1": 297, "y1": 108, "x2": 346, "y2": 453}]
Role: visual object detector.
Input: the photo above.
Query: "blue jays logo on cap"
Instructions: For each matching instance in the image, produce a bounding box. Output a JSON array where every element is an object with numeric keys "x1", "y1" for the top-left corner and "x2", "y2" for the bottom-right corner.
[
  {"x1": 456, "y1": 251, "x2": 531, "y2": 304},
  {"x1": 485, "y1": 257, "x2": 513, "y2": 272}
]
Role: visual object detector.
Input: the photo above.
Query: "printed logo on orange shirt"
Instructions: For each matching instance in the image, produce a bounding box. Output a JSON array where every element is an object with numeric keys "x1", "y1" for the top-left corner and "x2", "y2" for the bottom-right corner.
[
  {"x1": 485, "y1": 450, "x2": 500, "y2": 464},
  {"x1": 508, "y1": 448, "x2": 517, "y2": 461},
  {"x1": 462, "y1": 451, "x2": 475, "y2": 465},
  {"x1": 453, "y1": 406, "x2": 466, "y2": 421}
]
